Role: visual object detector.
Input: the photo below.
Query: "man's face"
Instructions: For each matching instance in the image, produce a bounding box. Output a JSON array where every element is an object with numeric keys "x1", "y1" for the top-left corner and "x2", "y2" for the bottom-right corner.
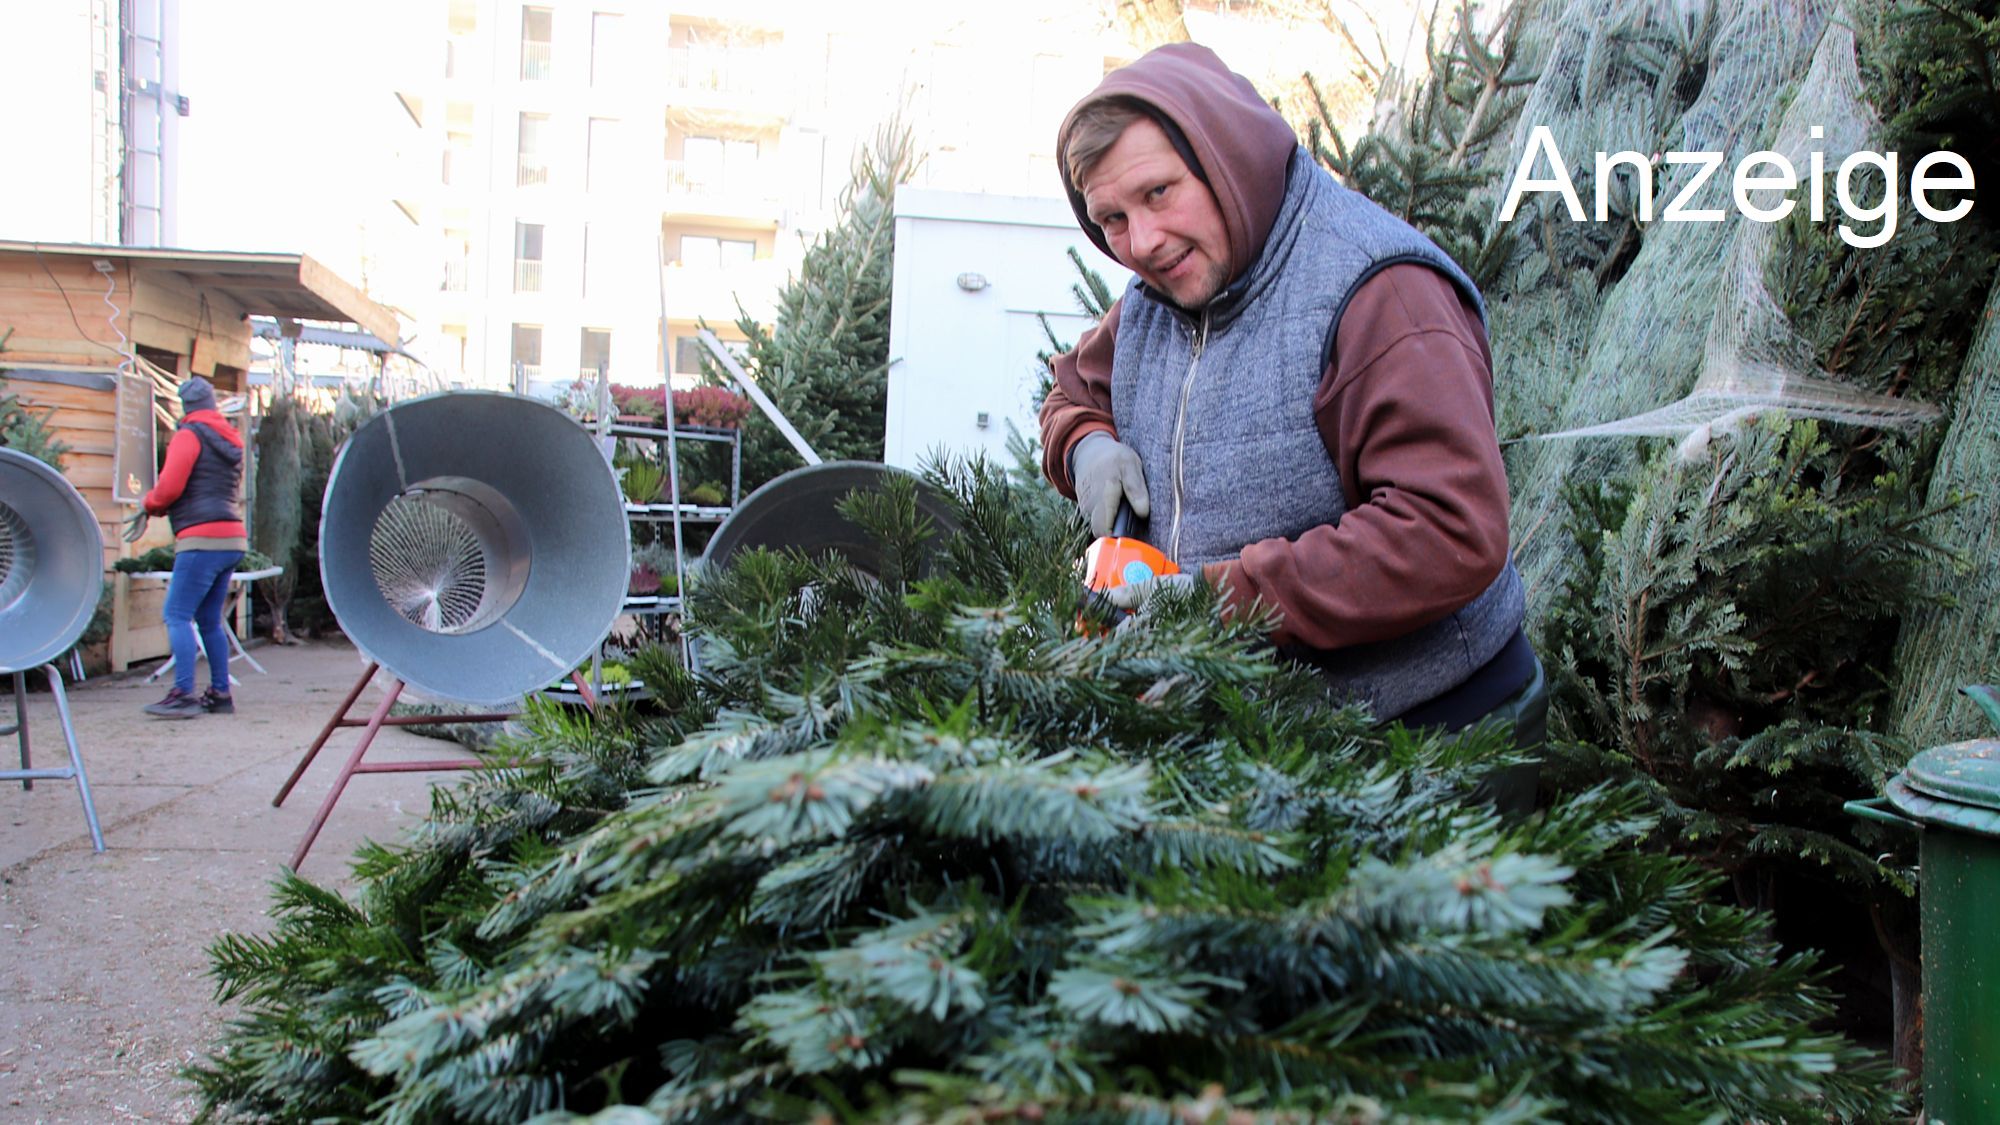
[{"x1": 1080, "y1": 118, "x2": 1231, "y2": 309}]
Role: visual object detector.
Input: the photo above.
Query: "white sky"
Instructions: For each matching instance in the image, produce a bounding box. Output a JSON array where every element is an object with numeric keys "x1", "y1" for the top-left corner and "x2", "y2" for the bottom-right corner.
[
  {"x1": 175, "y1": 0, "x2": 402, "y2": 264},
  {"x1": 165, "y1": 0, "x2": 1389, "y2": 277}
]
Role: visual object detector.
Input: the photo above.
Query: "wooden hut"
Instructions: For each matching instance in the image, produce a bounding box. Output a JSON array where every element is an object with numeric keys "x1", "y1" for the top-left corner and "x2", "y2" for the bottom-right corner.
[{"x1": 0, "y1": 241, "x2": 397, "y2": 671}]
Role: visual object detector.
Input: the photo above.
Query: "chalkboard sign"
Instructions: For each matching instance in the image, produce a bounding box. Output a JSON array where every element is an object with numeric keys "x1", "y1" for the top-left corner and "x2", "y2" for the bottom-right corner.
[{"x1": 112, "y1": 367, "x2": 156, "y2": 503}]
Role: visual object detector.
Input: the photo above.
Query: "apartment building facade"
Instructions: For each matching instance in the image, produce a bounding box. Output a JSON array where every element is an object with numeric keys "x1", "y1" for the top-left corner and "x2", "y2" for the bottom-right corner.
[
  {"x1": 378, "y1": 1, "x2": 1146, "y2": 393},
  {"x1": 377, "y1": 1, "x2": 1361, "y2": 394}
]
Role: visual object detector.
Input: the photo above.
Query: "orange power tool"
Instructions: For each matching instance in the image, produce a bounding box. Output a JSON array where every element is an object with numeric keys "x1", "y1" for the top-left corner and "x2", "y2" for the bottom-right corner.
[{"x1": 1077, "y1": 500, "x2": 1179, "y2": 632}]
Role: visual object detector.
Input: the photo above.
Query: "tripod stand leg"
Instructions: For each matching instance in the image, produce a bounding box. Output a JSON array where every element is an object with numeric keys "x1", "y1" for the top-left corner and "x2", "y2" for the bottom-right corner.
[
  {"x1": 274, "y1": 662, "x2": 378, "y2": 807},
  {"x1": 9, "y1": 671, "x2": 30, "y2": 791},
  {"x1": 42, "y1": 664, "x2": 104, "y2": 853},
  {"x1": 287, "y1": 676, "x2": 406, "y2": 871}
]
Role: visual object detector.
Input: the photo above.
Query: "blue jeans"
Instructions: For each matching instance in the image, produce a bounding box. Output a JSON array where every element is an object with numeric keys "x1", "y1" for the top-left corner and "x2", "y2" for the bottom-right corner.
[{"x1": 162, "y1": 549, "x2": 244, "y2": 695}]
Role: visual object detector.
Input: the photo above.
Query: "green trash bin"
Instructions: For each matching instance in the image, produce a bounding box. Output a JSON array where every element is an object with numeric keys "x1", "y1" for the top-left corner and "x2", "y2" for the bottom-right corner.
[{"x1": 1849, "y1": 738, "x2": 2000, "y2": 1123}]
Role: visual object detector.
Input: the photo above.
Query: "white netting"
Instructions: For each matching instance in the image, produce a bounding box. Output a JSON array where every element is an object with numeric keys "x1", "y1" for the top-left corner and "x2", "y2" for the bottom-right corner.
[
  {"x1": 1472, "y1": 0, "x2": 1945, "y2": 595},
  {"x1": 369, "y1": 493, "x2": 492, "y2": 634},
  {"x1": 1529, "y1": 14, "x2": 1940, "y2": 455},
  {"x1": 1891, "y1": 281, "x2": 2000, "y2": 746}
]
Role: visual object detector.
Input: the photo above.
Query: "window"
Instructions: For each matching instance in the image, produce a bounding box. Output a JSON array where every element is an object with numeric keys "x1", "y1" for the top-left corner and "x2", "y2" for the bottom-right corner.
[
  {"x1": 681, "y1": 136, "x2": 722, "y2": 191},
  {"x1": 678, "y1": 235, "x2": 717, "y2": 269},
  {"x1": 677, "y1": 235, "x2": 756, "y2": 269},
  {"x1": 674, "y1": 336, "x2": 706, "y2": 375},
  {"x1": 590, "y1": 12, "x2": 620, "y2": 86},
  {"x1": 517, "y1": 112, "x2": 549, "y2": 186},
  {"x1": 520, "y1": 6, "x2": 552, "y2": 80},
  {"x1": 443, "y1": 128, "x2": 472, "y2": 186},
  {"x1": 514, "y1": 221, "x2": 544, "y2": 292},
  {"x1": 677, "y1": 135, "x2": 758, "y2": 193},
  {"x1": 442, "y1": 228, "x2": 470, "y2": 291},
  {"x1": 511, "y1": 324, "x2": 543, "y2": 381},
  {"x1": 580, "y1": 328, "x2": 613, "y2": 379},
  {"x1": 670, "y1": 27, "x2": 775, "y2": 95},
  {"x1": 587, "y1": 118, "x2": 619, "y2": 193},
  {"x1": 674, "y1": 334, "x2": 746, "y2": 375}
]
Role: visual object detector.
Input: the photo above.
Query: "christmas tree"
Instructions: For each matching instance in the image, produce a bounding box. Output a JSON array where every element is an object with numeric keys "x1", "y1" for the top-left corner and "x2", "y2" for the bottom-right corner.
[
  {"x1": 706, "y1": 121, "x2": 918, "y2": 492},
  {"x1": 1302, "y1": 0, "x2": 1998, "y2": 1077},
  {"x1": 192, "y1": 460, "x2": 1899, "y2": 1123}
]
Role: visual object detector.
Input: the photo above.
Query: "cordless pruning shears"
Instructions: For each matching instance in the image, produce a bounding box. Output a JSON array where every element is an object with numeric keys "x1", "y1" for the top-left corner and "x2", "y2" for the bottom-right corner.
[{"x1": 1076, "y1": 499, "x2": 1179, "y2": 633}]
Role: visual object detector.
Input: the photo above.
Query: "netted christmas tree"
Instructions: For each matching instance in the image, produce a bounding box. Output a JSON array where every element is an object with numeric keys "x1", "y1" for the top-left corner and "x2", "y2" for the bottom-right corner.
[
  {"x1": 1868, "y1": 0, "x2": 2000, "y2": 750},
  {"x1": 250, "y1": 388, "x2": 384, "y2": 642},
  {"x1": 249, "y1": 391, "x2": 303, "y2": 642},
  {"x1": 1299, "y1": 0, "x2": 1997, "y2": 1078},
  {"x1": 192, "y1": 458, "x2": 1900, "y2": 1123}
]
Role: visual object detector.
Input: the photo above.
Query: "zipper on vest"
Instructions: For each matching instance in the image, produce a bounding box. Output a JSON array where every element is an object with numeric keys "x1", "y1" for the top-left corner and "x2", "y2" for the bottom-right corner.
[{"x1": 1169, "y1": 311, "x2": 1210, "y2": 563}]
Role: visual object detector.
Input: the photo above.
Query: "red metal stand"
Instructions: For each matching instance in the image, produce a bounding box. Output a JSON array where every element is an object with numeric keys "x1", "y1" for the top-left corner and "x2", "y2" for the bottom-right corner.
[{"x1": 273, "y1": 661, "x2": 596, "y2": 869}]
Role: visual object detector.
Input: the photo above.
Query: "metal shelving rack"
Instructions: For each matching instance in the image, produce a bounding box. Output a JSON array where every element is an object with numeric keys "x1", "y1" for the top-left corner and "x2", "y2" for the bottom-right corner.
[
  {"x1": 614, "y1": 419, "x2": 742, "y2": 615},
  {"x1": 543, "y1": 415, "x2": 741, "y2": 705}
]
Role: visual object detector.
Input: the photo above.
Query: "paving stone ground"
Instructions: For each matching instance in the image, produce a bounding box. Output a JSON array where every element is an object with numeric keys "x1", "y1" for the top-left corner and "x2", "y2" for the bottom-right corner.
[{"x1": 1, "y1": 638, "x2": 468, "y2": 1123}]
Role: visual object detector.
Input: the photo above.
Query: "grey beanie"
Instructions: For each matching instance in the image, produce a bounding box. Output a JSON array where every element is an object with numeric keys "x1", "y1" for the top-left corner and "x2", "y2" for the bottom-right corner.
[{"x1": 178, "y1": 376, "x2": 217, "y2": 414}]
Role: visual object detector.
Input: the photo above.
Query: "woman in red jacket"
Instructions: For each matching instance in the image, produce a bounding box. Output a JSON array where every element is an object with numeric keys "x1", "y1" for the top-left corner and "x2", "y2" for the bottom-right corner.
[{"x1": 134, "y1": 376, "x2": 247, "y2": 719}]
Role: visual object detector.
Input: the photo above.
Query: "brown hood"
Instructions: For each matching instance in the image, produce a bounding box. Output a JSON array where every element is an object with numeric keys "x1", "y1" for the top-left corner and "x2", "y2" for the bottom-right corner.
[{"x1": 1057, "y1": 42, "x2": 1299, "y2": 287}]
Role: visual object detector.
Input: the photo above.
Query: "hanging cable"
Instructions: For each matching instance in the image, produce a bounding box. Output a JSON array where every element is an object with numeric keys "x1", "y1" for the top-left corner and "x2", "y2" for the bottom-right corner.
[{"x1": 94, "y1": 258, "x2": 135, "y2": 380}]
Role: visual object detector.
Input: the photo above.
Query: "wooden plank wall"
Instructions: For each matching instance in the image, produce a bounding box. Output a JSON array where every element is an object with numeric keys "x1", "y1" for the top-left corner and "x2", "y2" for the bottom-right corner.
[
  {"x1": 4, "y1": 373, "x2": 171, "y2": 670},
  {"x1": 6, "y1": 375, "x2": 120, "y2": 563},
  {"x1": 0, "y1": 252, "x2": 135, "y2": 365},
  {"x1": 0, "y1": 251, "x2": 250, "y2": 383},
  {"x1": 1, "y1": 250, "x2": 255, "y2": 669}
]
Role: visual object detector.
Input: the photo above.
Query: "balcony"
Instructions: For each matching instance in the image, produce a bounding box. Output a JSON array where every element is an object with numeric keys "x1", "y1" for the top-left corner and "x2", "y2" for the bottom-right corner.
[
  {"x1": 517, "y1": 154, "x2": 549, "y2": 187},
  {"x1": 514, "y1": 259, "x2": 543, "y2": 293},
  {"x1": 442, "y1": 259, "x2": 469, "y2": 291},
  {"x1": 520, "y1": 40, "x2": 552, "y2": 81},
  {"x1": 662, "y1": 160, "x2": 783, "y2": 223},
  {"x1": 670, "y1": 46, "x2": 769, "y2": 94},
  {"x1": 663, "y1": 45, "x2": 787, "y2": 118}
]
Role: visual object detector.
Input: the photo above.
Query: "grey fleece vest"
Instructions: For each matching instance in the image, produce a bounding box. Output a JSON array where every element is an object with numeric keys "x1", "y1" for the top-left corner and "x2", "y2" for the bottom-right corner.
[{"x1": 1110, "y1": 147, "x2": 1526, "y2": 720}]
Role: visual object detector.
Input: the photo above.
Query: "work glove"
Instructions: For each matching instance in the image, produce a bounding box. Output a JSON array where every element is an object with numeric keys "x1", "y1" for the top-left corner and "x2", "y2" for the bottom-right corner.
[
  {"x1": 121, "y1": 510, "x2": 150, "y2": 543},
  {"x1": 1071, "y1": 432, "x2": 1149, "y2": 537},
  {"x1": 1105, "y1": 570, "x2": 1203, "y2": 614}
]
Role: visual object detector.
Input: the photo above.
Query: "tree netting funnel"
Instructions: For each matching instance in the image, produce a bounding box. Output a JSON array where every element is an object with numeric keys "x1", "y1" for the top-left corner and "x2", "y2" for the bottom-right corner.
[
  {"x1": 319, "y1": 392, "x2": 629, "y2": 707},
  {"x1": 0, "y1": 448, "x2": 105, "y2": 674},
  {"x1": 703, "y1": 461, "x2": 962, "y2": 581}
]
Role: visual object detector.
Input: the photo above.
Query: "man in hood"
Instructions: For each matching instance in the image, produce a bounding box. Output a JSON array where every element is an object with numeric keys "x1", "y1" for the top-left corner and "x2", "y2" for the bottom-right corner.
[
  {"x1": 131, "y1": 375, "x2": 247, "y2": 719},
  {"x1": 1039, "y1": 44, "x2": 1542, "y2": 787}
]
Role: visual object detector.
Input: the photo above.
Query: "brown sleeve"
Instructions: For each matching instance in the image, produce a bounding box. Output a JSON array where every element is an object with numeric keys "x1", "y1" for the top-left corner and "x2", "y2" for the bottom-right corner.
[
  {"x1": 1037, "y1": 297, "x2": 1124, "y2": 498},
  {"x1": 1202, "y1": 264, "x2": 1512, "y2": 650}
]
